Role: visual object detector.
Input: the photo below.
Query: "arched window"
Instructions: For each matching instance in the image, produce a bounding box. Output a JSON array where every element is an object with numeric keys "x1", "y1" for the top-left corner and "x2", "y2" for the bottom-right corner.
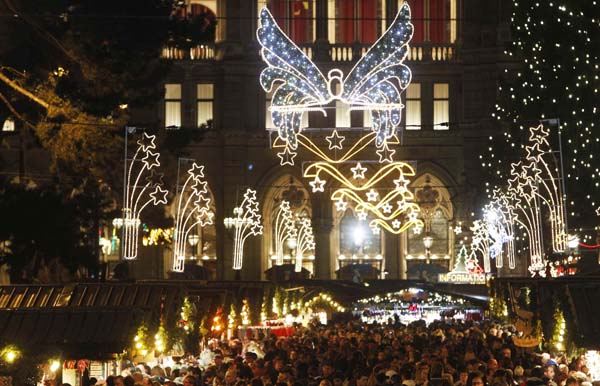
[
  {"x1": 259, "y1": 0, "x2": 316, "y2": 44},
  {"x1": 401, "y1": 0, "x2": 457, "y2": 43},
  {"x1": 405, "y1": 172, "x2": 454, "y2": 267},
  {"x1": 329, "y1": 0, "x2": 387, "y2": 44}
]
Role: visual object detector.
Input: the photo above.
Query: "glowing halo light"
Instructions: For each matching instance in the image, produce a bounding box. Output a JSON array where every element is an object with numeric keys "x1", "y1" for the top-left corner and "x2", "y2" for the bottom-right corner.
[
  {"x1": 121, "y1": 133, "x2": 168, "y2": 260},
  {"x1": 172, "y1": 162, "x2": 214, "y2": 272},
  {"x1": 257, "y1": 3, "x2": 414, "y2": 151}
]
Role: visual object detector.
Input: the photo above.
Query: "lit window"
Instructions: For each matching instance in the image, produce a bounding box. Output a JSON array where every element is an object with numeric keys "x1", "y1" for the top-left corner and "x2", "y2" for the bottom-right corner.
[
  {"x1": 405, "y1": 83, "x2": 421, "y2": 130},
  {"x1": 259, "y1": 0, "x2": 316, "y2": 44},
  {"x1": 433, "y1": 83, "x2": 449, "y2": 130},
  {"x1": 339, "y1": 210, "x2": 381, "y2": 257},
  {"x1": 329, "y1": 0, "x2": 387, "y2": 44},
  {"x1": 165, "y1": 84, "x2": 182, "y2": 129},
  {"x1": 401, "y1": 0, "x2": 457, "y2": 43},
  {"x1": 197, "y1": 83, "x2": 214, "y2": 128}
]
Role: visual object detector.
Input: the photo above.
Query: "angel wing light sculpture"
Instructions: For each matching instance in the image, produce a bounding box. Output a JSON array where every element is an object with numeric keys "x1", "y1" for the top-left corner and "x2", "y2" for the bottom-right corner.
[{"x1": 258, "y1": 2, "x2": 413, "y2": 152}]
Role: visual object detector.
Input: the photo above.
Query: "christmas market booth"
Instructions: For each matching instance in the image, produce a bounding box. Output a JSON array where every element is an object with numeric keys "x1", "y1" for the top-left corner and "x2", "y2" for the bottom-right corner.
[{"x1": 490, "y1": 276, "x2": 600, "y2": 357}]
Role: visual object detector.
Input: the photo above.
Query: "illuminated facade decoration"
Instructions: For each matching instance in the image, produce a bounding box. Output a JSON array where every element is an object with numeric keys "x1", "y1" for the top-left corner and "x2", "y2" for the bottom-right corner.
[
  {"x1": 257, "y1": 2, "x2": 413, "y2": 151},
  {"x1": 305, "y1": 161, "x2": 423, "y2": 234},
  {"x1": 524, "y1": 124, "x2": 567, "y2": 253},
  {"x1": 122, "y1": 133, "x2": 168, "y2": 260},
  {"x1": 271, "y1": 200, "x2": 296, "y2": 265},
  {"x1": 172, "y1": 162, "x2": 215, "y2": 272},
  {"x1": 470, "y1": 219, "x2": 492, "y2": 273},
  {"x1": 294, "y1": 216, "x2": 315, "y2": 272},
  {"x1": 224, "y1": 189, "x2": 263, "y2": 270}
]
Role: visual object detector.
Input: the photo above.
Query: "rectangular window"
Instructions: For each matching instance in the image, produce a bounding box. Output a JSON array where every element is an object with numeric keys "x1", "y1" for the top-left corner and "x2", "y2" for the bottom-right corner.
[
  {"x1": 165, "y1": 84, "x2": 182, "y2": 129},
  {"x1": 405, "y1": 83, "x2": 421, "y2": 130},
  {"x1": 433, "y1": 83, "x2": 449, "y2": 130},
  {"x1": 401, "y1": 0, "x2": 456, "y2": 43},
  {"x1": 259, "y1": 0, "x2": 315, "y2": 44},
  {"x1": 197, "y1": 83, "x2": 214, "y2": 128},
  {"x1": 330, "y1": 0, "x2": 385, "y2": 44},
  {"x1": 335, "y1": 84, "x2": 351, "y2": 127}
]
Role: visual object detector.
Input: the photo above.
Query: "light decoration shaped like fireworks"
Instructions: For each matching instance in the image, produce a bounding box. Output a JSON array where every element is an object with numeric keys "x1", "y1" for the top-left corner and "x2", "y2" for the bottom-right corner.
[
  {"x1": 257, "y1": 3, "x2": 413, "y2": 152},
  {"x1": 122, "y1": 133, "x2": 168, "y2": 259},
  {"x1": 271, "y1": 200, "x2": 297, "y2": 266},
  {"x1": 224, "y1": 189, "x2": 263, "y2": 270},
  {"x1": 490, "y1": 189, "x2": 517, "y2": 269},
  {"x1": 172, "y1": 163, "x2": 215, "y2": 272},
  {"x1": 305, "y1": 161, "x2": 423, "y2": 234},
  {"x1": 294, "y1": 216, "x2": 315, "y2": 272},
  {"x1": 523, "y1": 124, "x2": 567, "y2": 253},
  {"x1": 470, "y1": 220, "x2": 492, "y2": 273}
]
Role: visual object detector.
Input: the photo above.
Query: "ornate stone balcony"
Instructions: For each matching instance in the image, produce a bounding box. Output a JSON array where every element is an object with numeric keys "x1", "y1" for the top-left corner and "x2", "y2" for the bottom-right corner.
[{"x1": 160, "y1": 41, "x2": 456, "y2": 63}]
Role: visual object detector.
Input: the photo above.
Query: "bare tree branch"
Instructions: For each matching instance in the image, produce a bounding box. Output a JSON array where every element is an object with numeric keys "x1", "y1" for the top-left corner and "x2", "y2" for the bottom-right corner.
[
  {"x1": 0, "y1": 70, "x2": 49, "y2": 110},
  {"x1": 0, "y1": 91, "x2": 38, "y2": 131}
]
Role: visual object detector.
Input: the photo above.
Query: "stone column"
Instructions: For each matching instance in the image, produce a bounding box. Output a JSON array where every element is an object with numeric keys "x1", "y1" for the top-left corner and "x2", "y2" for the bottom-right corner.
[
  {"x1": 312, "y1": 193, "x2": 333, "y2": 279},
  {"x1": 313, "y1": 0, "x2": 330, "y2": 62},
  {"x1": 384, "y1": 232, "x2": 400, "y2": 279}
]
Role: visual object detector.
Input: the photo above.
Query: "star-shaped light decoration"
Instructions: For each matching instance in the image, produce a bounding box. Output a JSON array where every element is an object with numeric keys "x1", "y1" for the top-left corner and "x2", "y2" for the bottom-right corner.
[
  {"x1": 453, "y1": 223, "x2": 463, "y2": 235},
  {"x1": 351, "y1": 162, "x2": 368, "y2": 179},
  {"x1": 137, "y1": 132, "x2": 157, "y2": 152},
  {"x1": 191, "y1": 179, "x2": 208, "y2": 195},
  {"x1": 381, "y1": 202, "x2": 393, "y2": 214},
  {"x1": 142, "y1": 151, "x2": 161, "y2": 169},
  {"x1": 392, "y1": 219, "x2": 402, "y2": 229},
  {"x1": 188, "y1": 163, "x2": 205, "y2": 179},
  {"x1": 528, "y1": 124, "x2": 550, "y2": 143},
  {"x1": 150, "y1": 185, "x2": 169, "y2": 205},
  {"x1": 393, "y1": 175, "x2": 410, "y2": 192},
  {"x1": 244, "y1": 189, "x2": 258, "y2": 201},
  {"x1": 413, "y1": 224, "x2": 423, "y2": 235},
  {"x1": 366, "y1": 189, "x2": 379, "y2": 202},
  {"x1": 356, "y1": 210, "x2": 368, "y2": 221},
  {"x1": 309, "y1": 175, "x2": 326, "y2": 192},
  {"x1": 325, "y1": 129, "x2": 345, "y2": 150},
  {"x1": 370, "y1": 224, "x2": 381, "y2": 235},
  {"x1": 597, "y1": 207, "x2": 600, "y2": 216},
  {"x1": 199, "y1": 210, "x2": 215, "y2": 226},
  {"x1": 524, "y1": 142, "x2": 545, "y2": 163},
  {"x1": 277, "y1": 146, "x2": 297, "y2": 166},
  {"x1": 376, "y1": 143, "x2": 395, "y2": 163},
  {"x1": 335, "y1": 198, "x2": 348, "y2": 212},
  {"x1": 194, "y1": 195, "x2": 211, "y2": 212}
]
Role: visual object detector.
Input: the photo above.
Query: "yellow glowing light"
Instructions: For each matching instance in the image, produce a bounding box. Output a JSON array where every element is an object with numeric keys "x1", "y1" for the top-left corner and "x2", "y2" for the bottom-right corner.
[
  {"x1": 50, "y1": 360, "x2": 61, "y2": 373},
  {"x1": 4, "y1": 350, "x2": 17, "y2": 363}
]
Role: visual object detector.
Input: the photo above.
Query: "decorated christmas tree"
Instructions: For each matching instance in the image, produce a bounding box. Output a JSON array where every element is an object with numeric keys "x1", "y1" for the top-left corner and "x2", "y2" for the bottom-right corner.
[{"x1": 451, "y1": 245, "x2": 469, "y2": 273}]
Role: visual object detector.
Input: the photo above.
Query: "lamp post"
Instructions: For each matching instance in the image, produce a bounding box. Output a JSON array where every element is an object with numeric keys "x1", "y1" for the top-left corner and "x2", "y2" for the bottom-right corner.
[
  {"x1": 423, "y1": 233, "x2": 434, "y2": 263},
  {"x1": 188, "y1": 234, "x2": 200, "y2": 260}
]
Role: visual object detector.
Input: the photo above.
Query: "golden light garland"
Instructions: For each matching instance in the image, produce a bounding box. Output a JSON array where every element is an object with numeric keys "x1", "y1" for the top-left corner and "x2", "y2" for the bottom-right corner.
[{"x1": 304, "y1": 161, "x2": 423, "y2": 234}]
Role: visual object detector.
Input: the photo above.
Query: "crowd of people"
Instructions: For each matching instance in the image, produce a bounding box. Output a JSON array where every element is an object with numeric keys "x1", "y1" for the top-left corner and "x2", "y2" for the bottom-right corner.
[{"x1": 93, "y1": 318, "x2": 597, "y2": 386}]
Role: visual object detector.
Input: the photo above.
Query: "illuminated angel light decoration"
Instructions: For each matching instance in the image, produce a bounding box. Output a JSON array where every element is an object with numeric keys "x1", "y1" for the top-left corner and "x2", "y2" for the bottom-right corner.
[
  {"x1": 257, "y1": 2, "x2": 413, "y2": 155},
  {"x1": 271, "y1": 200, "x2": 297, "y2": 265},
  {"x1": 524, "y1": 125, "x2": 568, "y2": 252},
  {"x1": 294, "y1": 216, "x2": 315, "y2": 272},
  {"x1": 122, "y1": 133, "x2": 168, "y2": 259},
  {"x1": 507, "y1": 160, "x2": 545, "y2": 276},
  {"x1": 305, "y1": 161, "x2": 423, "y2": 234},
  {"x1": 172, "y1": 163, "x2": 215, "y2": 272},
  {"x1": 224, "y1": 189, "x2": 263, "y2": 270}
]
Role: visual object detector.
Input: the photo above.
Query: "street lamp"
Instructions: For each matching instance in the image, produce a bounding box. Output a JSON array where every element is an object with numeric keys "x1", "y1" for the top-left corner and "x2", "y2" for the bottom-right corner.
[
  {"x1": 188, "y1": 234, "x2": 200, "y2": 260},
  {"x1": 423, "y1": 233, "x2": 434, "y2": 262}
]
